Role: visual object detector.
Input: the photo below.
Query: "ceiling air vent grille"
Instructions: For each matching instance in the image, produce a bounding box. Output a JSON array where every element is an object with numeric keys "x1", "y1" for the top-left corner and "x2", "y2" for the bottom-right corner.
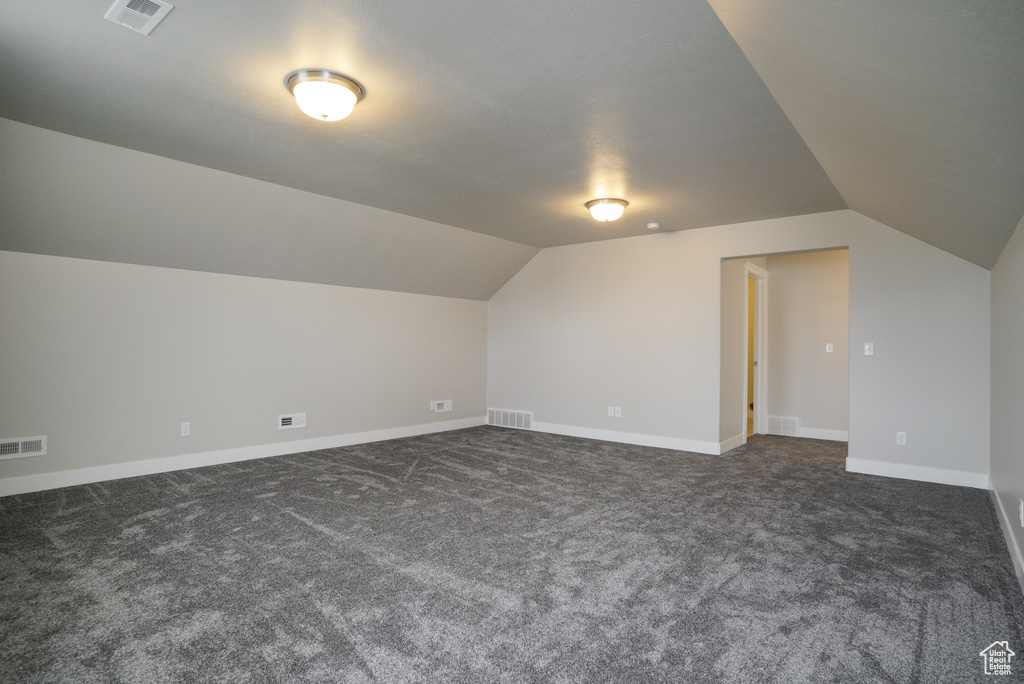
[
  {"x1": 0, "y1": 436, "x2": 47, "y2": 460},
  {"x1": 488, "y1": 409, "x2": 532, "y2": 430},
  {"x1": 104, "y1": 0, "x2": 174, "y2": 36},
  {"x1": 128, "y1": 0, "x2": 162, "y2": 15}
]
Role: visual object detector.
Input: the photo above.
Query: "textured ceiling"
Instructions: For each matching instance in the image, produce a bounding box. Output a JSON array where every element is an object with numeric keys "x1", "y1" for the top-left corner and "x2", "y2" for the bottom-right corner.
[{"x1": 0, "y1": 0, "x2": 1021, "y2": 269}]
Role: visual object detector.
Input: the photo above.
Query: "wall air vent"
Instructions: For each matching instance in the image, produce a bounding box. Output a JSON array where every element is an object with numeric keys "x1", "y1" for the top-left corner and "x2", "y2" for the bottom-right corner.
[
  {"x1": 104, "y1": 0, "x2": 174, "y2": 36},
  {"x1": 430, "y1": 400, "x2": 453, "y2": 413},
  {"x1": 767, "y1": 416, "x2": 800, "y2": 437},
  {"x1": 278, "y1": 413, "x2": 307, "y2": 430},
  {"x1": 0, "y1": 436, "x2": 47, "y2": 460},
  {"x1": 487, "y1": 409, "x2": 532, "y2": 430}
]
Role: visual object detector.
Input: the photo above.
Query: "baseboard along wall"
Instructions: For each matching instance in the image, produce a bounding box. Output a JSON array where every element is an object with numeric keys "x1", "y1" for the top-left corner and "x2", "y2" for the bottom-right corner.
[
  {"x1": 798, "y1": 427, "x2": 849, "y2": 442},
  {"x1": 845, "y1": 457, "x2": 990, "y2": 490},
  {"x1": 0, "y1": 417, "x2": 486, "y2": 497},
  {"x1": 719, "y1": 433, "x2": 746, "y2": 454},
  {"x1": 531, "y1": 422, "x2": 722, "y2": 455},
  {"x1": 529, "y1": 425, "x2": 847, "y2": 457},
  {"x1": 991, "y1": 487, "x2": 1024, "y2": 597}
]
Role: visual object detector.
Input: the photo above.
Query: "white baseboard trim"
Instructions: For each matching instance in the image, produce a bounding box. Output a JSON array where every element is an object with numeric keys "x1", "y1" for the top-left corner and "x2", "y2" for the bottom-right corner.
[
  {"x1": 719, "y1": 433, "x2": 746, "y2": 454},
  {"x1": 0, "y1": 417, "x2": 486, "y2": 497},
  {"x1": 798, "y1": 427, "x2": 849, "y2": 442},
  {"x1": 531, "y1": 422, "x2": 721, "y2": 455},
  {"x1": 845, "y1": 457, "x2": 990, "y2": 490},
  {"x1": 991, "y1": 487, "x2": 1024, "y2": 596}
]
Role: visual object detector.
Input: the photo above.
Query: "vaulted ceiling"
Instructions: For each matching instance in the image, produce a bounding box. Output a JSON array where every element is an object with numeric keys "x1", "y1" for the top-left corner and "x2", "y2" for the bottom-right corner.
[{"x1": 1, "y1": 0, "x2": 1022, "y2": 270}]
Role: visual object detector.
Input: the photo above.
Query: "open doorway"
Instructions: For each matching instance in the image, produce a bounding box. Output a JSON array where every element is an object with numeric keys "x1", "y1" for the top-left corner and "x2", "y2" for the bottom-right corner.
[
  {"x1": 720, "y1": 249, "x2": 849, "y2": 452},
  {"x1": 748, "y1": 276, "x2": 754, "y2": 436},
  {"x1": 745, "y1": 261, "x2": 767, "y2": 439}
]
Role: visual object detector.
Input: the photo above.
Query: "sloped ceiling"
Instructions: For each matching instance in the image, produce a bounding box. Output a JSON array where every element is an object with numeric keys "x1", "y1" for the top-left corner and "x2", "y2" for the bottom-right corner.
[
  {"x1": 707, "y1": 0, "x2": 1024, "y2": 269},
  {"x1": 0, "y1": 0, "x2": 1021, "y2": 278}
]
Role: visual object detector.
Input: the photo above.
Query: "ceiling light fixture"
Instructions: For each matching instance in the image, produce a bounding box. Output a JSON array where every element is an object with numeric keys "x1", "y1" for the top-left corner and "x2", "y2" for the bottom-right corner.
[
  {"x1": 585, "y1": 198, "x2": 629, "y2": 222},
  {"x1": 285, "y1": 69, "x2": 364, "y2": 121}
]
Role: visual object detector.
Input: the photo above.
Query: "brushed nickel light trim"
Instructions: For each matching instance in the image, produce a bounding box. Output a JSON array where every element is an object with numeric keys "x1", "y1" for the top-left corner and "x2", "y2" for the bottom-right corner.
[
  {"x1": 285, "y1": 69, "x2": 365, "y2": 121},
  {"x1": 585, "y1": 198, "x2": 629, "y2": 221}
]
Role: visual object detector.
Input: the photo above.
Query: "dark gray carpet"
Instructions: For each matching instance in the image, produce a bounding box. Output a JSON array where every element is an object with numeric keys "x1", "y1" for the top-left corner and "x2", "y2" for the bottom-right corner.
[{"x1": 1, "y1": 428, "x2": 1022, "y2": 683}]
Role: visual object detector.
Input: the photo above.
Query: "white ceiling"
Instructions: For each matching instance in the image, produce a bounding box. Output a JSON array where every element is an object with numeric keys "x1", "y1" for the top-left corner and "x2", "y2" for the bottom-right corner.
[{"x1": 0, "y1": 0, "x2": 1021, "y2": 269}]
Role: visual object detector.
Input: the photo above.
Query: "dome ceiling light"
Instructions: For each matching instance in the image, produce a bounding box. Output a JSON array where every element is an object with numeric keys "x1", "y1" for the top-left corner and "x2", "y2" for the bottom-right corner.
[
  {"x1": 285, "y1": 69, "x2": 365, "y2": 121},
  {"x1": 585, "y1": 198, "x2": 629, "y2": 222}
]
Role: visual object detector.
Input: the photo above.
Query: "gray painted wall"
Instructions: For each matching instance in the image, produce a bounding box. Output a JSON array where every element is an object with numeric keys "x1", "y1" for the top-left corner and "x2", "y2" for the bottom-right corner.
[
  {"x1": 0, "y1": 251, "x2": 486, "y2": 480},
  {"x1": 765, "y1": 249, "x2": 849, "y2": 435},
  {"x1": 0, "y1": 154, "x2": 996, "y2": 495},
  {"x1": 991, "y1": 213, "x2": 1024, "y2": 584},
  {"x1": 0, "y1": 118, "x2": 538, "y2": 302},
  {"x1": 719, "y1": 257, "x2": 747, "y2": 442},
  {"x1": 488, "y1": 210, "x2": 990, "y2": 482}
]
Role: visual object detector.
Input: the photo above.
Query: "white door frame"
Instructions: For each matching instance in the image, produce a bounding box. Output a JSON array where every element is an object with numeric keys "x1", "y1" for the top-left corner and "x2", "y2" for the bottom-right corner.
[{"x1": 744, "y1": 261, "x2": 768, "y2": 440}]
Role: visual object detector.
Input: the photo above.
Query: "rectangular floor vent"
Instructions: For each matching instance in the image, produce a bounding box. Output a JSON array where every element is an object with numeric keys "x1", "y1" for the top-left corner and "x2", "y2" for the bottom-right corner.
[
  {"x1": 488, "y1": 409, "x2": 532, "y2": 430},
  {"x1": 0, "y1": 436, "x2": 47, "y2": 460},
  {"x1": 767, "y1": 416, "x2": 799, "y2": 437}
]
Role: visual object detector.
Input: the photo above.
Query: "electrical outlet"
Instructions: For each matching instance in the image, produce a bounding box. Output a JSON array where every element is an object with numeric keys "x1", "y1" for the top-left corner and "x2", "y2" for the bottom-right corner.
[
  {"x1": 608, "y1": 407, "x2": 615, "y2": 417},
  {"x1": 180, "y1": 422, "x2": 190, "y2": 437},
  {"x1": 608, "y1": 406, "x2": 622, "y2": 417},
  {"x1": 896, "y1": 431, "x2": 907, "y2": 446},
  {"x1": 615, "y1": 407, "x2": 622, "y2": 418}
]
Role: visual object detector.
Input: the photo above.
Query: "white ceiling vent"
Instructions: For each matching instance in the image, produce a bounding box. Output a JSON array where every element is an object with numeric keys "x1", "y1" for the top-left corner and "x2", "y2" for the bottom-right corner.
[{"x1": 104, "y1": 0, "x2": 174, "y2": 36}]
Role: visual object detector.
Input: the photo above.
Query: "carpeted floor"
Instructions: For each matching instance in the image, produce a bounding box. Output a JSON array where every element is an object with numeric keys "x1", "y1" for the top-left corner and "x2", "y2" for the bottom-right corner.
[{"x1": 1, "y1": 427, "x2": 1022, "y2": 683}]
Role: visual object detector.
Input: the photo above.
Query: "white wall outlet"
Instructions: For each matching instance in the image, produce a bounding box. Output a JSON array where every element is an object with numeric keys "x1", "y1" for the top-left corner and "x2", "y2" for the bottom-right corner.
[
  {"x1": 615, "y1": 407, "x2": 622, "y2": 417},
  {"x1": 608, "y1": 406, "x2": 615, "y2": 417},
  {"x1": 896, "y1": 431, "x2": 907, "y2": 446},
  {"x1": 825, "y1": 343, "x2": 833, "y2": 353},
  {"x1": 864, "y1": 342, "x2": 874, "y2": 356},
  {"x1": 180, "y1": 422, "x2": 190, "y2": 437},
  {"x1": 278, "y1": 413, "x2": 306, "y2": 429},
  {"x1": 430, "y1": 400, "x2": 453, "y2": 412}
]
